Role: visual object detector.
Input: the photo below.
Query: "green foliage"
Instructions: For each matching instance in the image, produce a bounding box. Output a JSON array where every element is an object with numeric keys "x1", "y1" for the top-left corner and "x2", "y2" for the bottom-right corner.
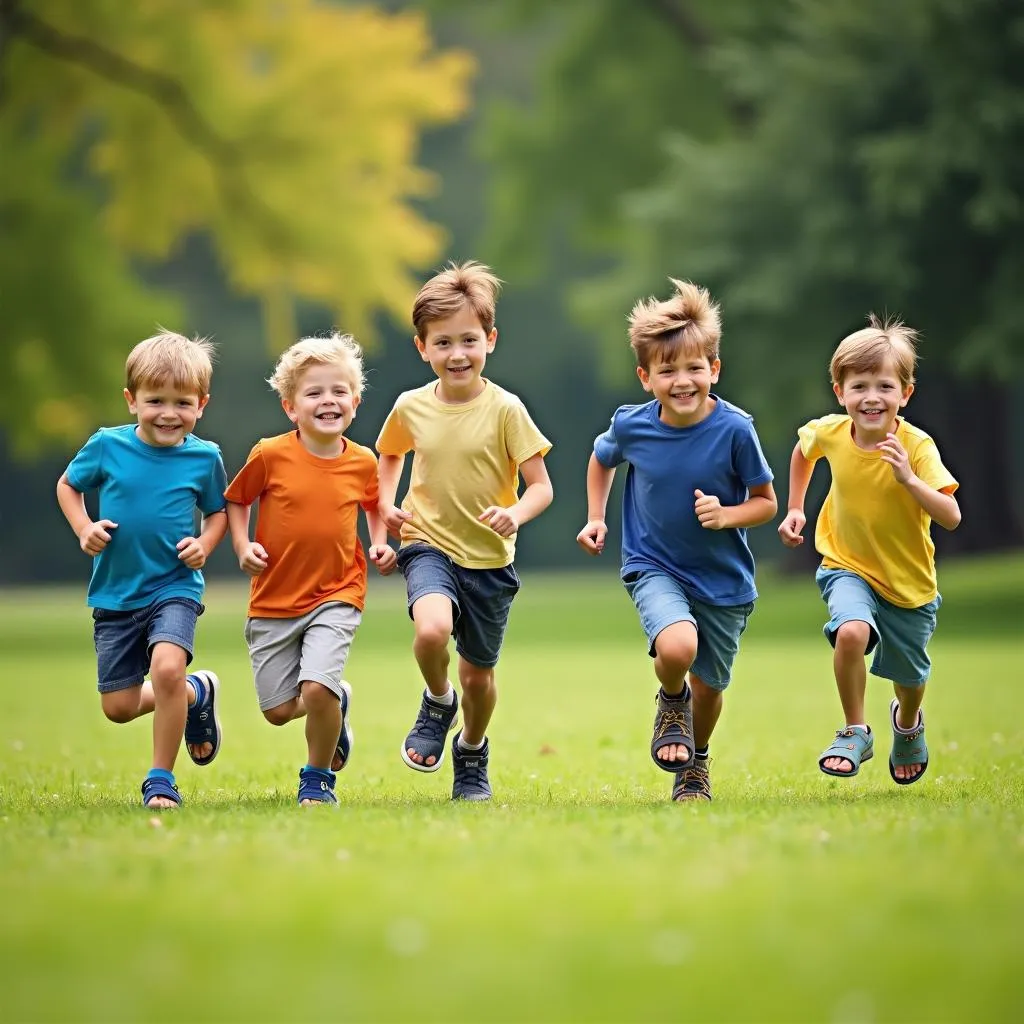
[
  {"x1": 1, "y1": 561, "x2": 1022, "y2": 1021},
  {"x1": 1, "y1": 0, "x2": 473, "y2": 452}
]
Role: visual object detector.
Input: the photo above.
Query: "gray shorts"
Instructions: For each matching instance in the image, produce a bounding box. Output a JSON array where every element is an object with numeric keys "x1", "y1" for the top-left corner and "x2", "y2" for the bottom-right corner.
[{"x1": 244, "y1": 601, "x2": 361, "y2": 710}]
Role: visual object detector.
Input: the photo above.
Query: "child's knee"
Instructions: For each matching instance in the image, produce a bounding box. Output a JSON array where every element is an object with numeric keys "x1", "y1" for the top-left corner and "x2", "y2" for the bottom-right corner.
[
  {"x1": 834, "y1": 619, "x2": 872, "y2": 654},
  {"x1": 262, "y1": 703, "x2": 294, "y2": 726},
  {"x1": 100, "y1": 689, "x2": 138, "y2": 723},
  {"x1": 654, "y1": 628, "x2": 697, "y2": 675},
  {"x1": 300, "y1": 680, "x2": 339, "y2": 714},
  {"x1": 149, "y1": 644, "x2": 187, "y2": 691},
  {"x1": 413, "y1": 619, "x2": 452, "y2": 653},
  {"x1": 459, "y1": 663, "x2": 494, "y2": 693}
]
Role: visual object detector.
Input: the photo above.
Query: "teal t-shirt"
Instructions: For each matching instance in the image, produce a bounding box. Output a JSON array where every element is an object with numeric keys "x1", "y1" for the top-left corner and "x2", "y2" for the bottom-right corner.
[{"x1": 65, "y1": 425, "x2": 227, "y2": 611}]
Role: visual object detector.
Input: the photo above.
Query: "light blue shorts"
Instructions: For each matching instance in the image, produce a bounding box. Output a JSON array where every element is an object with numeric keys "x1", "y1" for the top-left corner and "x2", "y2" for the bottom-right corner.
[
  {"x1": 816, "y1": 567, "x2": 941, "y2": 687},
  {"x1": 623, "y1": 570, "x2": 754, "y2": 691}
]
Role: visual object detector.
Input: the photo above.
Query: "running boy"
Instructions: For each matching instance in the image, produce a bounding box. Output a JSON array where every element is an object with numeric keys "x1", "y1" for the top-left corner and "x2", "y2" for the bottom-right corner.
[
  {"x1": 56, "y1": 331, "x2": 228, "y2": 809},
  {"x1": 778, "y1": 315, "x2": 960, "y2": 784},
  {"x1": 225, "y1": 334, "x2": 396, "y2": 806},
  {"x1": 577, "y1": 279, "x2": 777, "y2": 802},
  {"x1": 377, "y1": 261, "x2": 553, "y2": 801}
]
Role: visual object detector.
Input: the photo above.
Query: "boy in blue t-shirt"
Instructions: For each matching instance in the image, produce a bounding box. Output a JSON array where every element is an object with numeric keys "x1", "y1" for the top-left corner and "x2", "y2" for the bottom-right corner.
[
  {"x1": 577, "y1": 280, "x2": 777, "y2": 802},
  {"x1": 57, "y1": 331, "x2": 228, "y2": 808}
]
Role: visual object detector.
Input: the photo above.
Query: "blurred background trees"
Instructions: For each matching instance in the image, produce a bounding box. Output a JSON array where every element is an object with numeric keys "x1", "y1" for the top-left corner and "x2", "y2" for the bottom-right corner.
[{"x1": 2, "y1": 0, "x2": 1022, "y2": 582}]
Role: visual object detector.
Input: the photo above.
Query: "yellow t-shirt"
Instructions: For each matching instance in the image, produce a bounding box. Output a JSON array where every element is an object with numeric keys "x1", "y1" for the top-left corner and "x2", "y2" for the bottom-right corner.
[
  {"x1": 798, "y1": 414, "x2": 958, "y2": 608},
  {"x1": 376, "y1": 379, "x2": 551, "y2": 569}
]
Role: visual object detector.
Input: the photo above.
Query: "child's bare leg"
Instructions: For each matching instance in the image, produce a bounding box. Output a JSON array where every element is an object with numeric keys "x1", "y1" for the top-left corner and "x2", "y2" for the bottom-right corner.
[
  {"x1": 102, "y1": 677, "x2": 212, "y2": 761},
  {"x1": 411, "y1": 594, "x2": 454, "y2": 697},
  {"x1": 653, "y1": 621, "x2": 698, "y2": 764},
  {"x1": 689, "y1": 673, "x2": 723, "y2": 750},
  {"x1": 458, "y1": 658, "x2": 495, "y2": 746},
  {"x1": 823, "y1": 620, "x2": 871, "y2": 774},
  {"x1": 892, "y1": 683, "x2": 927, "y2": 781},
  {"x1": 300, "y1": 680, "x2": 341, "y2": 773},
  {"x1": 142, "y1": 642, "x2": 188, "y2": 807}
]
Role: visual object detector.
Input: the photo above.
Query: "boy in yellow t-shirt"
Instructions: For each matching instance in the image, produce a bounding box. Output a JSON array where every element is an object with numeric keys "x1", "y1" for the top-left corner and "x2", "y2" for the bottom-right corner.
[
  {"x1": 377, "y1": 261, "x2": 553, "y2": 801},
  {"x1": 779, "y1": 315, "x2": 960, "y2": 785}
]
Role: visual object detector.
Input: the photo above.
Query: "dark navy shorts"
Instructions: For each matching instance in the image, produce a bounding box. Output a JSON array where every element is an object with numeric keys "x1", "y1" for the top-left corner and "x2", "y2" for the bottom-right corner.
[
  {"x1": 396, "y1": 543, "x2": 521, "y2": 668},
  {"x1": 92, "y1": 597, "x2": 204, "y2": 693}
]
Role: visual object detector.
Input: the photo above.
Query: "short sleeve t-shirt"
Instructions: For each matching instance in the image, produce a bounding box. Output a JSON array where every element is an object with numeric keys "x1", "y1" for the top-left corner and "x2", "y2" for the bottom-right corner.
[
  {"x1": 376, "y1": 380, "x2": 551, "y2": 569},
  {"x1": 64, "y1": 425, "x2": 227, "y2": 610},
  {"x1": 594, "y1": 398, "x2": 774, "y2": 606},
  {"x1": 798, "y1": 414, "x2": 958, "y2": 607},
  {"x1": 224, "y1": 431, "x2": 379, "y2": 617}
]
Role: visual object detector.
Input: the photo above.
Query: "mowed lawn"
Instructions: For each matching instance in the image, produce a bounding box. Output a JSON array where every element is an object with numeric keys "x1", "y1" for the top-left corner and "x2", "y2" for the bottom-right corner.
[{"x1": 1, "y1": 557, "x2": 1022, "y2": 1024}]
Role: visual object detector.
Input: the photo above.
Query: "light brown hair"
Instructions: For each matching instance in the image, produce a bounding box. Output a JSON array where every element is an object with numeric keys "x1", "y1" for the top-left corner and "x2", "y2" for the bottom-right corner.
[
  {"x1": 628, "y1": 279, "x2": 722, "y2": 369},
  {"x1": 830, "y1": 314, "x2": 918, "y2": 387},
  {"x1": 125, "y1": 330, "x2": 214, "y2": 397},
  {"x1": 267, "y1": 333, "x2": 365, "y2": 402},
  {"x1": 412, "y1": 260, "x2": 502, "y2": 339}
]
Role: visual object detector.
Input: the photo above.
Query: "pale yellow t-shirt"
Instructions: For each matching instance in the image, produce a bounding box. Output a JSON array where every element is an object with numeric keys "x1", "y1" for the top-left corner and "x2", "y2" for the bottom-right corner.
[
  {"x1": 376, "y1": 379, "x2": 551, "y2": 568},
  {"x1": 798, "y1": 414, "x2": 958, "y2": 608}
]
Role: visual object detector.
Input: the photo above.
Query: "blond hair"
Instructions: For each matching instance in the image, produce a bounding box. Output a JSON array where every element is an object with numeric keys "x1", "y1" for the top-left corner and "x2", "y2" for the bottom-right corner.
[
  {"x1": 412, "y1": 260, "x2": 502, "y2": 339},
  {"x1": 830, "y1": 314, "x2": 918, "y2": 387},
  {"x1": 125, "y1": 330, "x2": 214, "y2": 397},
  {"x1": 628, "y1": 279, "x2": 722, "y2": 369},
  {"x1": 267, "y1": 333, "x2": 365, "y2": 401}
]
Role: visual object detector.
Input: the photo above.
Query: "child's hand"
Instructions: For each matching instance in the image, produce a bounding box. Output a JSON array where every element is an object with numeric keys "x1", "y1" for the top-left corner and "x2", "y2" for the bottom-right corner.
[
  {"x1": 78, "y1": 519, "x2": 117, "y2": 556},
  {"x1": 778, "y1": 510, "x2": 806, "y2": 547},
  {"x1": 877, "y1": 433, "x2": 912, "y2": 483},
  {"x1": 479, "y1": 506, "x2": 519, "y2": 538},
  {"x1": 380, "y1": 503, "x2": 412, "y2": 538},
  {"x1": 576, "y1": 519, "x2": 608, "y2": 555},
  {"x1": 694, "y1": 489, "x2": 729, "y2": 530},
  {"x1": 177, "y1": 536, "x2": 208, "y2": 569},
  {"x1": 237, "y1": 542, "x2": 269, "y2": 576},
  {"x1": 369, "y1": 543, "x2": 397, "y2": 576}
]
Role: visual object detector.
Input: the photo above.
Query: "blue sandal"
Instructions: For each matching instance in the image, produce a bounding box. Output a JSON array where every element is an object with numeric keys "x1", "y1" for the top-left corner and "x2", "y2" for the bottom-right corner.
[
  {"x1": 141, "y1": 774, "x2": 182, "y2": 808},
  {"x1": 184, "y1": 669, "x2": 222, "y2": 767},
  {"x1": 297, "y1": 767, "x2": 337, "y2": 805},
  {"x1": 889, "y1": 699, "x2": 929, "y2": 786},
  {"x1": 333, "y1": 681, "x2": 353, "y2": 772},
  {"x1": 401, "y1": 688, "x2": 459, "y2": 773},
  {"x1": 819, "y1": 726, "x2": 874, "y2": 777}
]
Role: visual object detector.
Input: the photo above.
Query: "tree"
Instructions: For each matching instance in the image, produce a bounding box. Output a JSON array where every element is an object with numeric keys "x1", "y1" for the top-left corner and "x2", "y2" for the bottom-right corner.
[{"x1": 0, "y1": 0, "x2": 473, "y2": 453}]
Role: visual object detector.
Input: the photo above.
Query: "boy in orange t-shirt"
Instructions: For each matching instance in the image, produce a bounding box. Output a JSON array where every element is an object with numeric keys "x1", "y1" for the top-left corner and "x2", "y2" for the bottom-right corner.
[{"x1": 225, "y1": 334, "x2": 396, "y2": 805}]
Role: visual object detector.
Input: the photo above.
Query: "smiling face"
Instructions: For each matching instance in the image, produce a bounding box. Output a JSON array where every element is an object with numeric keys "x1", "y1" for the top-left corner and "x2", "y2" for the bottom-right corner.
[
  {"x1": 125, "y1": 383, "x2": 208, "y2": 447},
  {"x1": 415, "y1": 302, "x2": 497, "y2": 404},
  {"x1": 282, "y1": 361, "x2": 360, "y2": 453},
  {"x1": 833, "y1": 357, "x2": 913, "y2": 445},
  {"x1": 637, "y1": 346, "x2": 721, "y2": 427}
]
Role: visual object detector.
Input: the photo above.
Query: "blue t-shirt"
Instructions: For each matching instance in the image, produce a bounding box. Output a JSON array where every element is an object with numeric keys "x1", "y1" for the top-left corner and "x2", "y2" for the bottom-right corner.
[
  {"x1": 593, "y1": 397, "x2": 774, "y2": 606},
  {"x1": 65, "y1": 425, "x2": 228, "y2": 611}
]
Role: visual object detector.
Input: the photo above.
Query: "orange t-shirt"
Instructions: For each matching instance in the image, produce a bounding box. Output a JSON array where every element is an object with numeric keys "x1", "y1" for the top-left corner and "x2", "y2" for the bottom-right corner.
[{"x1": 224, "y1": 431, "x2": 379, "y2": 618}]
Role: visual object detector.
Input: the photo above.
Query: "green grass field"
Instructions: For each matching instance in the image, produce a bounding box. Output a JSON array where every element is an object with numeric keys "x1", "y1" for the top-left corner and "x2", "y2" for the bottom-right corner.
[{"x1": 1, "y1": 557, "x2": 1022, "y2": 1023}]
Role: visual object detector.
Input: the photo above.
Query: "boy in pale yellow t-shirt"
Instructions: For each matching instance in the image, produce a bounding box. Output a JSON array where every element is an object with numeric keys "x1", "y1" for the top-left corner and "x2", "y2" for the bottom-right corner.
[
  {"x1": 377, "y1": 261, "x2": 553, "y2": 801},
  {"x1": 779, "y1": 315, "x2": 960, "y2": 786}
]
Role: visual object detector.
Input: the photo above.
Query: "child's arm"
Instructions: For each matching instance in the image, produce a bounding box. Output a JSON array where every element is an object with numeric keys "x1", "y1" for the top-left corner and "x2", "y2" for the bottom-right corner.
[
  {"x1": 694, "y1": 482, "x2": 778, "y2": 531},
  {"x1": 56, "y1": 472, "x2": 118, "y2": 555},
  {"x1": 778, "y1": 442, "x2": 815, "y2": 547},
  {"x1": 177, "y1": 509, "x2": 228, "y2": 569},
  {"x1": 877, "y1": 432, "x2": 961, "y2": 531},
  {"x1": 226, "y1": 501, "x2": 269, "y2": 576},
  {"x1": 364, "y1": 505, "x2": 398, "y2": 575},
  {"x1": 576, "y1": 453, "x2": 617, "y2": 555},
  {"x1": 479, "y1": 452, "x2": 554, "y2": 538},
  {"x1": 377, "y1": 453, "x2": 413, "y2": 536}
]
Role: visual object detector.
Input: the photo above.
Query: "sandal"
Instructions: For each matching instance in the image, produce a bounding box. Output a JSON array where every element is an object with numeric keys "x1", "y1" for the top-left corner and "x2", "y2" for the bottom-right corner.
[
  {"x1": 651, "y1": 687, "x2": 694, "y2": 773},
  {"x1": 401, "y1": 688, "x2": 459, "y2": 773},
  {"x1": 889, "y1": 699, "x2": 929, "y2": 786},
  {"x1": 819, "y1": 726, "x2": 873, "y2": 777},
  {"x1": 333, "y1": 681, "x2": 353, "y2": 772},
  {"x1": 297, "y1": 767, "x2": 337, "y2": 805},
  {"x1": 141, "y1": 774, "x2": 181, "y2": 808},
  {"x1": 184, "y1": 669, "x2": 222, "y2": 767},
  {"x1": 672, "y1": 758, "x2": 712, "y2": 802}
]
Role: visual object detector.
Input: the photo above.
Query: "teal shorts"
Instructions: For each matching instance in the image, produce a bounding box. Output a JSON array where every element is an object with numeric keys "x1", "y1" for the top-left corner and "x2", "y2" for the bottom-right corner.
[
  {"x1": 623, "y1": 569, "x2": 754, "y2": 691},
  {"x1": 816, "y1": 567, "x2": 941, "y2": 687}
]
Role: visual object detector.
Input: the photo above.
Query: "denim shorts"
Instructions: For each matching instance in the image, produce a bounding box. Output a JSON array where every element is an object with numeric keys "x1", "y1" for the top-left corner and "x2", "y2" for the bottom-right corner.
[
  {"x1": 816, "y1": 567, "x2": 940, "y2": 686},
  {"x1": 397, "y1": 543, "x2": 521, "y2": 668},
  {"x1": 92, "y1": 597, "x2": 203, "y2": 693},
  {"x1": 623, "y1": 569, "x2": 754, "y2": 691},
  {"x1": 244, "y1": 601, "x2": 361, "y2": 710}
]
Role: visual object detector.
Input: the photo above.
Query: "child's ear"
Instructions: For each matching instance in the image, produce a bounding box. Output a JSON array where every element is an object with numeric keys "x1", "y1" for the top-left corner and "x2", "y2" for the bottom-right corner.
[
  {"x1": 123, "y1": 388, "x2": 137, "y2": 413},
  {"x1": 899, "y1": 383, "x2": 915, "y2": 407},
  {"x1": 413, "y1": 336, "x2": 428, "y2": 361},
  {"x1": 281, "y1": 397, "x2": 299, "y2": 425},
  {"x1": 195, "y1": 394, "x2": 210, "y2": 418},
  {"x1": 833, "y1": 382, "x2": 844, "y2": 404},
  {"x1": 636, "y1": 366, "x2": 653, "y2": 392}
]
